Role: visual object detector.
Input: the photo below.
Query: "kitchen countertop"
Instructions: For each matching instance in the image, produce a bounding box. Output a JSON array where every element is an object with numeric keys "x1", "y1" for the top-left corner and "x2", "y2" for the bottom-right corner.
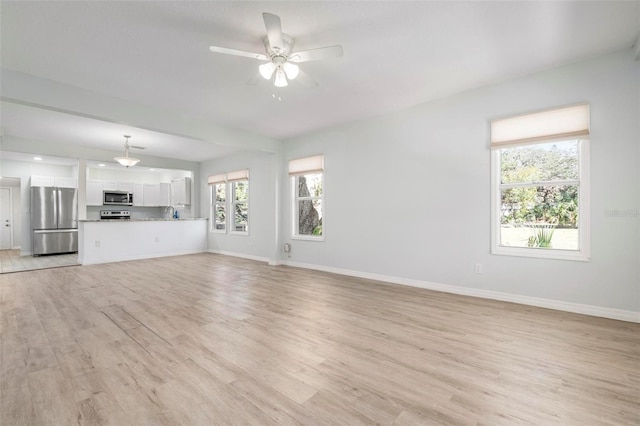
[{"x1": 79, "y1": 217, "x2": 208, "y2": 222}]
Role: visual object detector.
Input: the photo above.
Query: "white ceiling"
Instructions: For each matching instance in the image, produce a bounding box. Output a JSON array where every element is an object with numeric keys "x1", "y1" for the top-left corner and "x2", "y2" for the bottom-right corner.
[{"x1": 1, "y1": 1, "x2": 639, "y2": 162}]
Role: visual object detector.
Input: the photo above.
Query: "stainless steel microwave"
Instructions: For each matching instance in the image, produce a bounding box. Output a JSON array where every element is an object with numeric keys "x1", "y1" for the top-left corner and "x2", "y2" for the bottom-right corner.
[{"x1": 103, "y1": 190, "x2": 133, "y2": 206}]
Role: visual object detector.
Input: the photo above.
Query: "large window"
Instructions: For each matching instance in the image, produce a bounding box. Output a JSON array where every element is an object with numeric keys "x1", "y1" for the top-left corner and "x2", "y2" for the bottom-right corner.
[
  {"x1": 207, "y1": 169, "x2": 249, "y2": 235},
  {"x1": 290, "y1": 155, "x2": 324, "y2": 240},
  {"x1": 491, "y1": 105, "x2": 590, "y2": 261}
]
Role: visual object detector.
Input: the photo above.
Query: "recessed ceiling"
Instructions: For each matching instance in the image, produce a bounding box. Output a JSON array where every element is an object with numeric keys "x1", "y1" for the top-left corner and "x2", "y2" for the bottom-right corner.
[{"x1": 1, "y1": 1, "x2": 638, "y2": 161}]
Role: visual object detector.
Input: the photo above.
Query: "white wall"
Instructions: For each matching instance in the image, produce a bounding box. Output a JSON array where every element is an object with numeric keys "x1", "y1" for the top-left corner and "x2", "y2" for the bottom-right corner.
[
  {"x1": 279, "y1": 48, "x2": 639, "y2": 315},
  {"x1": 0, "y1": 159, "x2": 76, "y2": 254},
  {"x1": 200, "y1": 150, "x2": 279, "y2": 262}
]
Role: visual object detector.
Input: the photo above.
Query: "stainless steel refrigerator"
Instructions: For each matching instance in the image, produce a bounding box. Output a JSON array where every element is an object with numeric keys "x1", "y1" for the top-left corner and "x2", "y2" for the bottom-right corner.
[{"x1": 31, "y1": 186, "x2": 78, "y2": 256}]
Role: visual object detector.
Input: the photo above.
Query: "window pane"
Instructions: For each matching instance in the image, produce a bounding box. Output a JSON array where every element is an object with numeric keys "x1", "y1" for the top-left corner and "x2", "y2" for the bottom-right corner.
[
  {"x1": 234, "y1": 182, "x2": 248, "y2": 202},
  {"x1": 298, "y1": 173, "x2": 322, "y2": 197},
  {"x1": 500, "y1": 185, "x2": 578, "y2": 250},
  {"x1": 298, "y1": 199, "x2": 323, "y2": 235},
  {"x1": 234, "y1": 202, "x2": 248, "y2": 232},
  {"x1": 215, "y1": 204, "x2": 226, "y2": 223},
  {"x1": 215, "y1": 184, "x2": 225, "y2": 202},
  {"x1": 501, "y1": 140, "x2": 578, "y2": 184}
]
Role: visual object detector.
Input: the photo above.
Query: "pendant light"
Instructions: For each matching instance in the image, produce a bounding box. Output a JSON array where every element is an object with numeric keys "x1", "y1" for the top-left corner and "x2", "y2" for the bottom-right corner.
[{"x1": 114, "y1": 135, "x2": 140, "y2": 168}]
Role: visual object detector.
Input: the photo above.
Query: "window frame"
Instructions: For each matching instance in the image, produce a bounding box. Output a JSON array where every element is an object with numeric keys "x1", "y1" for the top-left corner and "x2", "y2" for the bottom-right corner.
[
  {"x1": 490, "y1": 138, "x2": 590, "y2": 261},
  {"x1": 291, "y1": 172, "x2": 325, "y2": 241}
]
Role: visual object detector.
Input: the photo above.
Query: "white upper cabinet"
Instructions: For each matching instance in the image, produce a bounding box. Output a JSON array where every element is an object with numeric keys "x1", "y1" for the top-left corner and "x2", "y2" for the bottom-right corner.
[
  {"x1": 159, "y1": 183, "x2": 171, "y2": 207},
  {"x1": 31, "y1": 176, "x2": 77, "y2": 188},
  {"x1": 101, "y1": 181, "x2": 118, "y2": 191},
  {"x1": 116, "y1": 182, "x2": 133, "y2": 192},
  {"x1": 87, "y1": 178, "x2": 176, "y2": 207},
  {"x1": 86, "y1": 181, "x2": 104, "y2": 206},
  {"x1": 142, "y1": 183, "x2": 170, "y2": 207},
  {"x1": 171, "y1": 177, "x2": 191, "y2": 206},
  {"x1": 54, "y1": 177, "x2": 77, "y2": 188},
  {"x1": 30, "y1": 176, "x2": 56, "y2": 187},
  {"x1": 131, "y1": 183, "x2": 144, "y2": 206},
  {"x1": 143, "y1": 184, "x2": 160, "y2": 206}
]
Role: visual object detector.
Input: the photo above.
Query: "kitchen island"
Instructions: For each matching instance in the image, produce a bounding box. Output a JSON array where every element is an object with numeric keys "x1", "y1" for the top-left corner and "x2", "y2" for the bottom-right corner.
[{"x1": 78, "y1": 218, "x2": 207, "y2": 265}]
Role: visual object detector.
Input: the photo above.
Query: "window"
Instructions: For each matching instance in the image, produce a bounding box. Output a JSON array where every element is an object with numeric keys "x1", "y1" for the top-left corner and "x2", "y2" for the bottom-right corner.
[
  {"x1": 212, "y1": 183, "x2": 226, "y2": 232},
  {"x1": 231, "y1": 180, "x2": 249, "y2": 233},
  {"x1": 207, "y1": 169, "x2": 249, "y2": 235},
  {"x1": 491, "y1": 105, "x2": 590, "y2": 261},
  {"x1": 290, "y1": 155, "x2": 324, "y2": 239},
  {"x1": 208, "y1": 174, "x2": 226, "y2": 233}
]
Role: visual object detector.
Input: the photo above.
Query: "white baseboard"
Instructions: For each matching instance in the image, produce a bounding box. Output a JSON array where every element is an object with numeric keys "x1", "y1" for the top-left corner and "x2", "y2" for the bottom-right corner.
[
  {"x1": 81, "y1": 249, "x2": 206, "y2": 265},
  {"x1": 20, "y1": 250, "x2": 32, "y2": 256},
  {"x1": 283, "y1": 260, "x2": 640, "y2": 324},
  {"x1": 208, "y1": 249, "x2": 270, "y2": 263}
]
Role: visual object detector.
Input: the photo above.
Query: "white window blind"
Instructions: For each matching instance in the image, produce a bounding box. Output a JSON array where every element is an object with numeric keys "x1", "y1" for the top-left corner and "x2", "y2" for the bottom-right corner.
[
  {"x1": 289, "y1": 155, "x2": 324, "y2": 176},
  {"x1": 491, "y1": 104, "x2": 590, "y2": 148},
  {"x1": 207, "y1": 173, "x2": 226, "y2": 185},
  {"x1": 226, "y1": 169, "x2": 249, "y2": 182}
]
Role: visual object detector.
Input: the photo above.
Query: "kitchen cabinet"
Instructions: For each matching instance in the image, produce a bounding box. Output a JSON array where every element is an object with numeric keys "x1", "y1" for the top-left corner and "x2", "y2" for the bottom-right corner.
[
  {"x1": 101, "y1": 181, "x2": 118, "y2": 191},
  {"x1": 171, "y1": 177, "x2": 191, "y2": 206},
  {"x1": 142, "y1": 184, "x2": 160, "y2": 206},
  {"x1": 142, "y1": 183, "x2": 171, "y2": 207},
  {"x1": 132, "y1": 183, "x2": 144, "y2": 206},
  {"x1": 159, "y1": 183, "x2": 171, "y2": 206},
  {"x1": 116, "y1": 182, "x2": 133, "y2": 192},
  {"x1": 89, "y1": 180, "x2": 171, "y2": 207},
  {"x1": 86, "y1": 181, "x2": 104, "y2": 206},
  {"x1": 54, "y1": 177, "x2": 77, "y2": 188},
  {"x1": 30, "y1": 176, "x2": 56, "y2": 187},
  {"x1": 30, "y1": 176, "x2": 77, "y2": 188}
]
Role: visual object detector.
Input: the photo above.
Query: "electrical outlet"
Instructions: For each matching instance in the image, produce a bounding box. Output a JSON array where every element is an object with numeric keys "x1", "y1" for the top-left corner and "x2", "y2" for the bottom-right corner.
[
  {"x1": 474, "y1": 263, "x2": 483, "y2": 274},
  {"x1": 155, "y1": 236, "x2": 159, "y2": 242},
  {"x1": 95, "y1": 240, "x2": 100, "y2": 248}
]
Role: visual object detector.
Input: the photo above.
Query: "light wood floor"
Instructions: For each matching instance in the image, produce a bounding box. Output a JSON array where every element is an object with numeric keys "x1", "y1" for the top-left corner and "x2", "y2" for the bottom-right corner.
[
  {"x1": 1, "y1": 253, "x2": 638, "y2": 425},
  {"x1": 0, "y1": 249, "x2": 79, "y2": 274}
]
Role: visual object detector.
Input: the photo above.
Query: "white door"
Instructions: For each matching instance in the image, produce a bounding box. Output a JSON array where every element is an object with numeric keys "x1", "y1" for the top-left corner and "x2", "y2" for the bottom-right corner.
[{"x1": 0, "y1": 187, "x2": 12, "y2": 249}]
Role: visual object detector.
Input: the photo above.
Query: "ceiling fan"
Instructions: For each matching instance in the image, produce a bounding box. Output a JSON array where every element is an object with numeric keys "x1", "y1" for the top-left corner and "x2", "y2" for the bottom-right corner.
[{"x1": 209, "y1": 12, "x2": 343, "y2": 88}]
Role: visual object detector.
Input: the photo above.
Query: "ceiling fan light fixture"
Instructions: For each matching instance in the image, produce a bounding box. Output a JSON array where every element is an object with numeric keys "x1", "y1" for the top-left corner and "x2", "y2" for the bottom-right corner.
[
  {"x1": 274, "y1": 68, "x2": 288, "y2": 87},
  {"x1": 114, "y1": 135, "x2": 140, "y2": 168},
  {"x1": 283, "y1": 62, "x2": 299, "y2": 80},
  {"x1": 259, "y1": 62, "x2": 276, "y2": 79}
]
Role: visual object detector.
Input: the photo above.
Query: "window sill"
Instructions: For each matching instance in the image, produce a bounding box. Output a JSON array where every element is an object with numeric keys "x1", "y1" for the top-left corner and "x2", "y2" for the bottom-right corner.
[
  {"x1": 491, "y1": 246, "x2": 590, "y2": 262},
  {"x1": 291, "y1": 235, "x2": 324, "y2": 242}
]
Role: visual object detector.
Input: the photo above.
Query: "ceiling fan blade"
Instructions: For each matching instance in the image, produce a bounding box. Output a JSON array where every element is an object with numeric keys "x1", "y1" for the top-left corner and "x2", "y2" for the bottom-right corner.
[
  {"x1": 262, "y1": 12, "x2": 284, "y2": 53},
  {"x1": 289, "y1": 45, "x2": 344, "y2": 63},
  {"x1": 209, "y1": 45, "x2": 267, "y2": 61},
  {"x1": 130, "y1": 145, "x2": 146, "y2": 150}
]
